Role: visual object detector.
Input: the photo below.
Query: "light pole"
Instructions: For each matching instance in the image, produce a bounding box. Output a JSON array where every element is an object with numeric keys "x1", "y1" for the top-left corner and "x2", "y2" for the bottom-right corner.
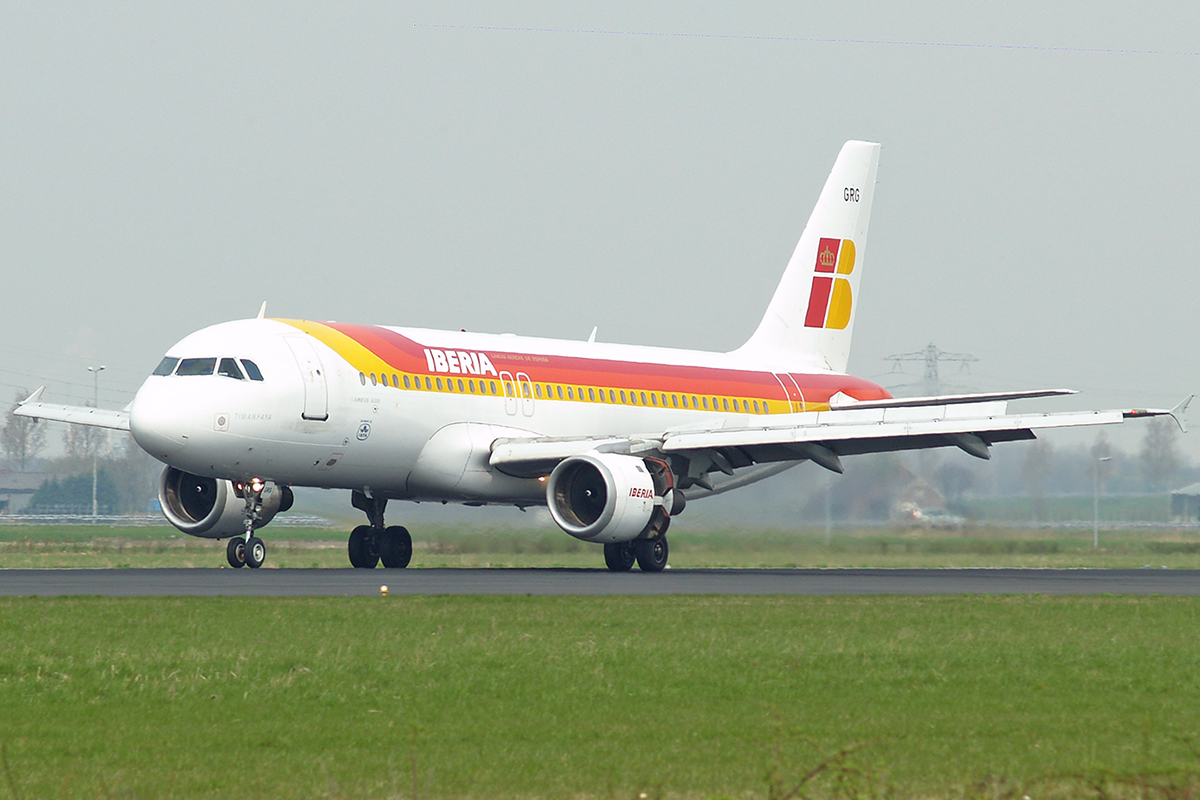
[
  {"x1": 1093, "y1": 455, "x2": 1111, "y2": 549},
  {"x1": 88, "y1": 365, "x2": 105, "y2": 517}
]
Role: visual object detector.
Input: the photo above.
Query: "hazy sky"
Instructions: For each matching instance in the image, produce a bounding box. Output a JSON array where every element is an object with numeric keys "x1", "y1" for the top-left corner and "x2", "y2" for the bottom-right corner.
[{"x1": 3, "y1": 2, "x2": 1198, "y2": 457}]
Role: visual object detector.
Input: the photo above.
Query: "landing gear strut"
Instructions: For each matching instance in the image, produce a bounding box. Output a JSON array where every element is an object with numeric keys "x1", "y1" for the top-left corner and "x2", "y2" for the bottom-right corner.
[
  {"x1": 349, "y1": 490, "x2": 413, "y2": 569},
  {"x1": 228, "y1": 478, "x2": 268, "y2": 569}
]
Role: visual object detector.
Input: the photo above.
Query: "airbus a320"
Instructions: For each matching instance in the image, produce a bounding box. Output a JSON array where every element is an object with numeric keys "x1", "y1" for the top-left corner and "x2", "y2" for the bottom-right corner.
[{"x1": 17, "y1": 141, "x2": 1188, "y2": 570}]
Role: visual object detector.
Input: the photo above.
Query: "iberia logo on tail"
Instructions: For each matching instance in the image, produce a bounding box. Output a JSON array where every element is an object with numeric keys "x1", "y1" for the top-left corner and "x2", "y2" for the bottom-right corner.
[{"x1": 803, "y1": 237, "x2": 856, "y2": 329}]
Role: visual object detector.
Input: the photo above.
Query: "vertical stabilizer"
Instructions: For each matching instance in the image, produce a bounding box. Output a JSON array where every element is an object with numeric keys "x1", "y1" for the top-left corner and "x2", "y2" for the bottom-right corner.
[{"x1": 733, "y1": 141, "x2": 880, "y2": 373}]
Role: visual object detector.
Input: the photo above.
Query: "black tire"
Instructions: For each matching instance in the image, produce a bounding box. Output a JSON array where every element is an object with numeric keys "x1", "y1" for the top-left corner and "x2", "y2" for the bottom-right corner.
[
  {"x1": 245, "y1": 536, "x2": 266, "y2": 569},
  {"x1": 634, "y1": 537, "x2": 669, "y2": 573},
  {"x1": 603, "y1": 541, "x2": 636, "y2": 572},
  {"x1": 348, "y1": 525, "x2": 379, "y2": 569},
  {"x1": 379, "y1": 526, "x2": 413, "y2": 569},
  {"x1": 226, "y1": 537, "x2": 246, "y2": 569}
]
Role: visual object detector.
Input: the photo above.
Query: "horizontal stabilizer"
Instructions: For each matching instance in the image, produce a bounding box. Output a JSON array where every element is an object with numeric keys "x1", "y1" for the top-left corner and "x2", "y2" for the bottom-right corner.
[{"x1": 828, "y1": 389, "x2": 1076, "y2": 410}]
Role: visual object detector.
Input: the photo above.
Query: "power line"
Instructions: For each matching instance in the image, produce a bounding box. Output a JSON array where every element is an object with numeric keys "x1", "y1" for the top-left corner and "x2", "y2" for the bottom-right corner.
[{"x1": 884, "y1": 343, "x2": 978, "y2": 396}]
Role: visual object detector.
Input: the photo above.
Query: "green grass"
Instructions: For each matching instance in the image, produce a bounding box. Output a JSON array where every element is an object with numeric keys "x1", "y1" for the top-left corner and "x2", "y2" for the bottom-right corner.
[
  {"x1": 4, "y1": 596, "x2": 1200, "y2": 798},
  {"x1": 6, "y1": 523, "x2": 1200, "y2": 569}
]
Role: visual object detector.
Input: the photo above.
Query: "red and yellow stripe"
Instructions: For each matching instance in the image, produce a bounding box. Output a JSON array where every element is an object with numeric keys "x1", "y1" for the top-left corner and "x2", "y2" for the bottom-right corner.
[{"x1": 277, "y1": 319, "x2": 890, "y2": 414}]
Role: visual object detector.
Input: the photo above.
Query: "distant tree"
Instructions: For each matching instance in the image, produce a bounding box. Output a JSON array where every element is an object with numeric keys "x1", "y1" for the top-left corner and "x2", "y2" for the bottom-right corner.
[
  {"x1": 1140, "y1": 418, "x2": 1182, "y2": 493},
  {"x1": 108, "y1": 435, "x2": 160, "y2": 514},
  {"x1": 25, "y1": 470, "x2": 118, "y2": 514},
  {"x1": 935, "y1": 458, "x2": 980, "y2": 507},
  {"x1": 1022, "y1": 438, "x2": 1054, "y2": 522},
  {"x1": 62, "y1": 408, "x2": 108, "y2": 459},
  {"x1": 2, "y1": 389, "x2": 47, "y2": 471}
]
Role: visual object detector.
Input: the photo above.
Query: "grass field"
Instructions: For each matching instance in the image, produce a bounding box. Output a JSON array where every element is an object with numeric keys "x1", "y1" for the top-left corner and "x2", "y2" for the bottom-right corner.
[
  {"x1": 4, "y1": 595, "x2": 1200, "y2": 799},
  {"x1": 6, "y1": 524, "x2": 1200, "y2": 798},
  {"x1": 4, "y1": 522, "x2": 1200, "y2": 570}
]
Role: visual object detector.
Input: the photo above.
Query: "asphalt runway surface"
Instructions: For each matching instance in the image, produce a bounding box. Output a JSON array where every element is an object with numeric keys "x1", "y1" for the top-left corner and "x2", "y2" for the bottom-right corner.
[{"x1": 2, "y1": 567, "x2": 1200, "y2": 597}]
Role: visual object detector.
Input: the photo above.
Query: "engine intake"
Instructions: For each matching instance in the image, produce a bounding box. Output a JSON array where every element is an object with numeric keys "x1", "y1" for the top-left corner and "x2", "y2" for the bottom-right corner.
[
  {"x1": 546, "y1": 453, "x2": 672, "y2": 543},
  {"x1": 158, "y1": 467, "x2": 290, "y2": 539}
]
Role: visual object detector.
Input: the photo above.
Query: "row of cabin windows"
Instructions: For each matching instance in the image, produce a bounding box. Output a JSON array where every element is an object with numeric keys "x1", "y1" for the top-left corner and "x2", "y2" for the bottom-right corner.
[
  {"x1": 359, "y1": 370, "x2": 770, "y2": 414},
  {"x1": 154, "y1": 356, "x2": 265, "y2": 381}
]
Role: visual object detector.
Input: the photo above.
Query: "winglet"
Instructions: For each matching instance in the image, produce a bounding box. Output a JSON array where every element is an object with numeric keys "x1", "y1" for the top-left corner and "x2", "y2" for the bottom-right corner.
[
  {"x1": 1169, "y1": 395, "x2": 1193, "y2": 433},
  {"x1": 1124, "y1": 395, "x2": 1193, "y2": 433},
  {"x1": 20, "y1": 386, "x2": 45, "y2": 405},
  {"x1": 257, "y1": 301, "x2": 267, "y2": 320}
]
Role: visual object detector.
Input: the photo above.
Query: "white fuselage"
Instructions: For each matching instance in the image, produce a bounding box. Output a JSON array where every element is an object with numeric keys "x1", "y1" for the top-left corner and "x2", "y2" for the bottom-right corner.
[{"x1": 128, "y1": 317, "x2": 889, "y2": 505}]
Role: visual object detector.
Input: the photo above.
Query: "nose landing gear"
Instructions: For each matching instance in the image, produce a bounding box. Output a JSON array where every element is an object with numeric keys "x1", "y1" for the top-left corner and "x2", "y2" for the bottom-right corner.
[
  {"x1": 226, "y1": 479, "x2": 269, "y2": 569},
  {"x1": 349, "y1": 490, "x2": 413, "y2": 569}
]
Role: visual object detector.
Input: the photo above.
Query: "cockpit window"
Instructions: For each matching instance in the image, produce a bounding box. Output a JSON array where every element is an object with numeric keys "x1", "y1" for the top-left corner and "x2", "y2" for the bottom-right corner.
[
  {"x1": 241, "y1": 360, "x2": 264, "y2": 381},
  {"x1": 153, "y1": 357, "x2": 179, "y2": 376},
  {"x1": 176, "y1": 357, "x2": 217, "y2": 376},
  {"x1": 218, "y1": 358, "x2": 245, "y2": 380}
]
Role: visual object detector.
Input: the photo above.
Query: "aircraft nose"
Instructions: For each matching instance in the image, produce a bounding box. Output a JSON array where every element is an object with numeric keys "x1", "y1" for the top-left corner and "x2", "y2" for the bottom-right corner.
[{"x1": 129, "y1": 381, "x2": 192, "y2": 459}]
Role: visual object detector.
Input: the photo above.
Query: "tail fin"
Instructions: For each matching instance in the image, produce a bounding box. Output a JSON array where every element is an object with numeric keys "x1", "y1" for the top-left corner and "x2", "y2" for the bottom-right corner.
[{"x1": 733, "y1": 140, "x2": 881, "y2": 373}]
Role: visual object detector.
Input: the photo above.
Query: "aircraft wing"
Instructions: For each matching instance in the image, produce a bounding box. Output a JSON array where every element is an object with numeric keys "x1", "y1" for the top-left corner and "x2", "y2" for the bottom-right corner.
[
  {"x1": 12, "y1": 387, "x2": 131, "y2": 432},
  {"x1": 490, "y1": 395, "x2": 1191, "y2": 480}
]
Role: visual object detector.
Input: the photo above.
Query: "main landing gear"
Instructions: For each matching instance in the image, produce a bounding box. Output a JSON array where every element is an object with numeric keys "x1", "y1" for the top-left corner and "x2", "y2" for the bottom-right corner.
[
  {"x1": 226, "y1": 479, "x2": 268, "y2": 569},
  {"x1": 603, "y1": 537, "x2": 669, "y2": 573},
  {"x1": 348, "y1": 490, "x2": 413, "y2": 569}
]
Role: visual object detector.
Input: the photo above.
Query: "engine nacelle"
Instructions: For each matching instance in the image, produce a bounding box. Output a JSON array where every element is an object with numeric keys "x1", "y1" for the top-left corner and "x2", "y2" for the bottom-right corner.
[
  {"x1": 546, "y1": 453, "x2": 667, "y2": 543},
  {"x1": 157, "y1": 467, "x2": 290, "y2": 539}
]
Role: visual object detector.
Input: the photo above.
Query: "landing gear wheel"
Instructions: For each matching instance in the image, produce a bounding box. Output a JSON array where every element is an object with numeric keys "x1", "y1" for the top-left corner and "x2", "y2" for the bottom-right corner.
[
  {"x1": 245, "y1": 536, "x2": 266, "y2": 569},
  {"x1": 226, "y1": 537, "x2": 246, "y2": 569},
  {"x1": 379, "y1": 526, "x2": 413, "y2": 569},
  {"x1": 603, "y1": 541, "x2": 636, "y2": 572},
  {"x1": 348, "y1": 525, "x2": 380, "y2": 569},
  {"x1": 634, "y1": 537, "x2": 669, "y2": 573}
]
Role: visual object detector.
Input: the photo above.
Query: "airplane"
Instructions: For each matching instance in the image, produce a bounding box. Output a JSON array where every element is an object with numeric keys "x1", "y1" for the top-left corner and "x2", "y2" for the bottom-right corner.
[{"x1": 15, "y1": 140, "x2": 1189, "y2": 571}]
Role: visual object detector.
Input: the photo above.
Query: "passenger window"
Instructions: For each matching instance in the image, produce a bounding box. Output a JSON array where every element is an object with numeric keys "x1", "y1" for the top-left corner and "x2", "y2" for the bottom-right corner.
[
  {"x1": 556, "y1": 386, "x2": 563, "y2": 399},
  {"x1": 153, "y1": 357, "x2": 179, "y2": 376},
  {"x1": 620, "y1": 391, "x2": 627, "y2": 404},
  {"x1": 218, "y1": 358, "x2": 244, "y2": 380},
  {"x1": 176, "y1": 358, "x2": 217, "y2": 376},
  {"x1": 588, "y1": 388, "x2": 595, "y2": 402},
  {"x1": 403, "y1": 375, "x2": 411, "y2": 389},
  {"x1": 241, "y1": 360, "x2": 265, "y2": 381},
  {"x1": 753, "y1": 400, "x2": 760, "y2": 413}
]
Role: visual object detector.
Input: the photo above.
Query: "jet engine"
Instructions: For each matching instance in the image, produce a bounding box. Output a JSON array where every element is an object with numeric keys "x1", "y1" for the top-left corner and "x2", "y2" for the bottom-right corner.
[
  {"x1": 157, "y1": 466, "x2": 292, "y2": 539},
  {"x1": 546, "y1": 452, "x2": 678, "y2": 543}
]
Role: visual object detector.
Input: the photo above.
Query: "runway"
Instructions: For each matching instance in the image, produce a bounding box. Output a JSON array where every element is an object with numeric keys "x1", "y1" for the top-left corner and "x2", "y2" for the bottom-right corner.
[{"x1": 2, "y1": 567, "x2": 1200, "y2": 597}]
